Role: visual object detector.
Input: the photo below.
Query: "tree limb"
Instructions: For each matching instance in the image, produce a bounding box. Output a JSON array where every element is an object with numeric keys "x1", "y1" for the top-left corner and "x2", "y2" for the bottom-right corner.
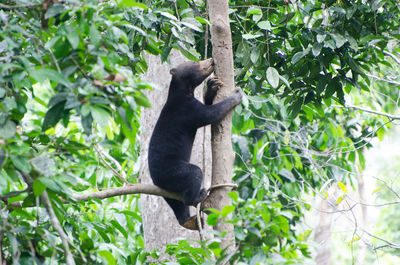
[
  {"x1": 72, "y1": 183, "x2": 183, "y2": 202},
  {"x1": 40, "y1": 191, "x2": 76, "y2": 265},
  {"x1": 333, "y1": 104, "x2": 400, "y2": 120},
  {"x1": 0, "y1": 3, "x2": 41, "y2": 9},
  {"x1": 6, "y1": 184, "x2": 183, "y2": 209},
  {"x1": 366, "y1": 73, "x2": 400, "y2": 86}
]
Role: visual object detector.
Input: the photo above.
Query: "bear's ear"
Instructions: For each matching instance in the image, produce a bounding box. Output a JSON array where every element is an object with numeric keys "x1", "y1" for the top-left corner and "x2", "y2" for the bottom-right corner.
[{"x1": 170, "y1": 68, "x2": 176, "y2": 76}]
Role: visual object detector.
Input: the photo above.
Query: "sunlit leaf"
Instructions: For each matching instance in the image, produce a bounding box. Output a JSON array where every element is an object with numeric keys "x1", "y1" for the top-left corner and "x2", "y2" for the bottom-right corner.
[
  {"x1": 30, "y1": 69, "x2": 72, "y2": 88},
  {"x1": 266, "y1": 67, "x2": 280, "y2": 88},
  {"x1": 337, "y1": 182, "x2": 347, "y2": 193},
  {"x1": 33, "y1": 179, "x2": 46, "y2": 196}
]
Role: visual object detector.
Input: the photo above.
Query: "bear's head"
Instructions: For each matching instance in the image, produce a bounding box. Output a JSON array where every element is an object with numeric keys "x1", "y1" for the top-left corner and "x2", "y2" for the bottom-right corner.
[{"x1": 170, "y1": 58, "x2": 214, "y2": 93}]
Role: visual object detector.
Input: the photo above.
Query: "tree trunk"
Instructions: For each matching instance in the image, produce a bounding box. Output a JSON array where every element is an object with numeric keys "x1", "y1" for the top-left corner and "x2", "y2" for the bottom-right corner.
[
  {"x1": 314, "y1": 197, "x2": 332, "y2": 265},
  {"x1": 139, "y1": 50, "x2": 212, "y2": 255},
  {"x1": 203, "y1": 0, "x2": 236, "y2": 251}
]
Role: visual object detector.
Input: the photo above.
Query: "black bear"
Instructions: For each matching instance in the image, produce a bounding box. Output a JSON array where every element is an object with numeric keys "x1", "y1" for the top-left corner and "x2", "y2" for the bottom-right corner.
[{"x1": 148, "y1": 58, "x2": 242, "y2": 230}]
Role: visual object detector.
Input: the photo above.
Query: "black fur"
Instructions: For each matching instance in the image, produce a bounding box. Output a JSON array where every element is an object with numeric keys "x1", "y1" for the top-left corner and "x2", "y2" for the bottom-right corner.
[{"x1": 148, "y1": 59, "x2": 242, "y2": 229}]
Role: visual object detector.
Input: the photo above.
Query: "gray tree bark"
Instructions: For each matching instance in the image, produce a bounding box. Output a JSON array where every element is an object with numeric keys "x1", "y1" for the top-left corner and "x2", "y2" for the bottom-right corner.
[
  {"x1": 139, "y1": 50, "x2": 212, "y2": 254},
  {"x1": 201, "y1": 0, "x2": 236, "y2": 252}
]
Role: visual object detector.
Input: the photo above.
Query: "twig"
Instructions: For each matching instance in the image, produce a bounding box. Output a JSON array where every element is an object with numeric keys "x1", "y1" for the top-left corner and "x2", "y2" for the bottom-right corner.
[
  {"x1": 40, "y1": 191, "x2": 76, "y2": 265},
  {"x1": 196, "y1": 203, "x2": 204, "y2": 242},
  {"x1": 333, "y1": 104, "x2": 400, "y2": 120},
  {"x1": 71, "y1": 56, "x2": 90, "y2": 79},
  {"x1": 366, "y1": 73, "x2": 400, "y2": 86},
  {"x1": 93, "y1": 144, "x2": 128, "y2": 185},
  {"x1": 0, "y1": 208, "x2": 8, "y2": 265},
  {"x1": 228, "y1": 5, "x2": 276, "y2": 9},
  {"x1": 0, "y1": 3, "x2": 41, "y2": 9},
  {"x1": 382, "y1": 49, "x2": 400, "y2": 65},
  {"x1": 0, "y1": 188, "x2": 29, "y2": 200},
  {"x1": 372, "y1": 45, "x2": 400, "y2": 65}
]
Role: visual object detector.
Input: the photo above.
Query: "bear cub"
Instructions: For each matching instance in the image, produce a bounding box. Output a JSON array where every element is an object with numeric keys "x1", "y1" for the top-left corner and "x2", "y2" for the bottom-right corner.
[{"x1": 148, "y1": 58, "x2": 242, "y2": 230}]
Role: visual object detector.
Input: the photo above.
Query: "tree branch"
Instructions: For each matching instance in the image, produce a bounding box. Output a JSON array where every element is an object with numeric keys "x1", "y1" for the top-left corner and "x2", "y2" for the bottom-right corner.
[
  {"x1": 333, "y1": 104, "x2": 400, "y2": 120},
  {"x1": 72, "y1": 183, "x2": 183, "y2": 202},
  {"x1": 0, "y1": 3, "x2": 41, "y2": 9},
  {"x1": 366, "y1": 73, "x2": 400, "y2": 86},
  {"x1": 40, "y1": 191, "x2": 76, "y2": 265},
  {"x1": 93, "y1": 144, "x2": 128, "y2": 185},
  {"x1": 6, "y1": 184, "x2": 183, "y2": 209}
]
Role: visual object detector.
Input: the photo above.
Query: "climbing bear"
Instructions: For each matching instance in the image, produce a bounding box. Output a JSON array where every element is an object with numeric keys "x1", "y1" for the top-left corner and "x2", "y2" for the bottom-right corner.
[{"x1": 148, "y1": 58, "x2": 242, "y2": 230}]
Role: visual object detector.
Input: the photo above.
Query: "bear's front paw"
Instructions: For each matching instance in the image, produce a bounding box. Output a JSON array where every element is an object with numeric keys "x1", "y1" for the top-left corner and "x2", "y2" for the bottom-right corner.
[
  {"x1": 204, "y1": 77, "x2": 224, "y2": 105},
  {"x1": 207, "y1": 76, "x2": 224, "y2": 92}
]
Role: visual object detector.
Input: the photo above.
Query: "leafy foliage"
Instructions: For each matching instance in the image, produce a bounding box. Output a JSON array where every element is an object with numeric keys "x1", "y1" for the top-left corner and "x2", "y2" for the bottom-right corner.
[{"x1": 0, "y1": 0, "x2": 399, "y2": 264}]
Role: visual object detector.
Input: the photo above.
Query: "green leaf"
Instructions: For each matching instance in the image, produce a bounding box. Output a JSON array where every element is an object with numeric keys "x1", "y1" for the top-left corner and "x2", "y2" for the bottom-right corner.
[
  {"x1": 0, "y1": 119, "x2": 16, "y2": 139},
  {"x1": 42, "y1": 101, "x2": 68, "y2": 131},
  {"x1": 207, "y1": 213, "x2": 219, "y2": 226},
  {"x1": 278, "y1": 168, "x2": 295, "y2": 182},
  {"x1": 64, "y1": 25, "x2": 79, "y2": 49},
  {"x1": 266, "y1": 67, "x2": 280, "y2": 88},
  {"x1": 145, "y1": 38, "x2": 162, "y2": 55},
  {"x1": 312, "y1": 42, "x2": 323, "y2": 57},
  {"x1": 158, "y1": 11, "x2": 177, "y2": 21},
  {"x1": 195, "y1": 16, "x2": 210, "y2": 25},
  {"x1": 161, "y1": 46, "x2": 172, "y2": 63},
  {"x1": 30, "y1": 69, "x2": 72, "y2": 88},
  {"x1": 250, "y1": 47, "x2": 260, "y2": 64},
  {"x1": 242, "y1": 33, "x2": 263, "y2": 40},
  {"x1": 98, "y1": 250, "x2": 116, "y2": 265},
  {"x1": 177, "y1": 43, "x2": 200, "y2": 61},
  {"x1": 117, "y1": 0, "x2": 147, "y2": 9},
  {"x1": 291, "y1": 97, "x2": 303, "y2": 118},
  {"x1": 89, "y1": 96, "x2": 111, "y2": 105},
  {"x1": 257, "y1": 21, "x2": 272, "y2": 30},
  {"x1": 48, "y1": 92, "x2": 71, "y2": 108},
  {"x1": 0, "y1": 87, "x2": 5, "y2": 98},
  {"x1": 111, "y1": 220, "x2": 128, "y2": 239},
  {"x1": 279, "y1": 75, "x2": 291, "y2": 88},
  {"x1": 33, "y1": 179, "x2": 46, "y2": 196},
  {"x1": 181, "y1": 19, "x2": 203, "y2": 32},
  {"x1": 39, "y1": 178, "x2": 62, "y2": 193},
  {"x1": 316, "y1": 34, "x2": 326, "y2": 43},
  {"x1": 31, "y1": 156, "x2": 55, "y2": 177},
  {"x1": 91, "y1": 106, "x2": 110, "y2": 128},
  {"x1": 90, "y1": 24, "x2": 101, "y2": 48},
  {"x1": 133, "y1": 93, "x2": 151, "y2": 108},
  {"x1": 221, "y1": 205, "x2": 235, "y2": 218},
  {"x1": 291, "y1": 51, "x2": 304, "y2": 65},
  {"x1": 336, "y1": 196, "x2": 344, "y2": 205},
  {"x1": 45, "y1": 36, "x2": 61, "y2": 50},
  {"x1": 348, "y1": 57, "x2": 364, "y2": 74},
  {"x1": 247, "y1": 7, "x2": 262, "y2": 15},
  {"x1": 11, "y1": 155, "x2": 31, "y2": 174},
  {"x1": 330, "y1": 33, "x2": 347, "y2": 48},
  {"x1": 337, "y1": 182, "x2": 347, "y2": 193},
  {"x1": 376, "y1": 127, "x2": 385, "y2": 141},
  {"x1": 347, "y1": 237, "x2": 360, "y2": 246},
  {"x1": 325, "y1": 79, "x2": 337, "y2": 98},
  {"x1": 45, "y1": 3, "x2": 66, "y2": 19}
]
